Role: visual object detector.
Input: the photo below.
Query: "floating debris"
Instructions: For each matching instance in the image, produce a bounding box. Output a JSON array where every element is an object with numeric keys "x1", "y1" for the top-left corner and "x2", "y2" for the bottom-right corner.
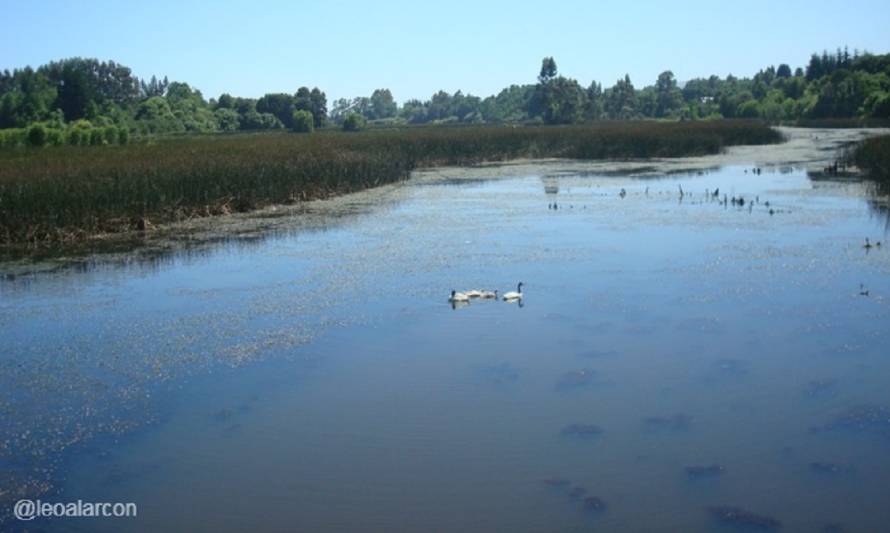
[
  {"x1": 560, "y1": 424, "x2": 604, "y2": 438},
  {"x1": 709, "y1": 505, "x2": 782, "y2": 530},
  {"x1": 479, "y1": 362, "x2": 520, "y2": 384},
  {"x1": 809, "y1": 462, "x2": 845, "y2": 476},
  {"x1": 685, "y1": 464, "x2": 725, "y2": 480},
  {"x1": 568, "y1": 486, "x2": 588, "y2": 499},
  {"x1": 812, "y1": 405, "x2": 890, "y2": 439},
  {"x1": 804, "y1": 379, "x2": 838, "y2": 399},
  {"x1": 555, "y1": 368, "x2": 596, "y2": 390},
  {"x1": 583, "y1": 496, "x2": 607, "y2": 512},
  {"x1": 644, "y1": 413, "x2": 692, "y2": 432},
  {"x1": 541, "y1": 477, "x2": 571, "y2": 488}
]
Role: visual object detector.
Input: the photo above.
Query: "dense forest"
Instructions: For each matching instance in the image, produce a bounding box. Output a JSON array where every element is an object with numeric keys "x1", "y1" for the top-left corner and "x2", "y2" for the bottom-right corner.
[{"x1": 1, "y1": 48, "x2": 889, "y2": 147}]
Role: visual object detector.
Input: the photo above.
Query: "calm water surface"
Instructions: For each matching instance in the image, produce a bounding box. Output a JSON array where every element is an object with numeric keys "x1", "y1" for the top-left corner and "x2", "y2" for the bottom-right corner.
[{"x1": 2, "y1": 162, "x2": 889, "y2": 532}]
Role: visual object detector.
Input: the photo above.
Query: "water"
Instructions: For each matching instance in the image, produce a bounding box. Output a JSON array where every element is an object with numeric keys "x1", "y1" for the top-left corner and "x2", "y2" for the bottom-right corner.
[{"x1": 2, "y1": 160, "x2": 889, "y2": 532}]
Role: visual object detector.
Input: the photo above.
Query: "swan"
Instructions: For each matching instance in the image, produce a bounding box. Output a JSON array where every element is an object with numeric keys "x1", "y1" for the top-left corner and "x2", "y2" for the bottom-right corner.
[
  {"x1": 464, "y1": 290, "x2": 483, "y2": 298},
  {"x1": 449, "y1": 290, "x2": 470, "y2": 303},
  {"x1": 502, "y1": 282, "x2": 524, "y2": 301},
  {"x1": 864, "y1": 238, "x2": 873, "y2": 249},
  {"x1": 479, "y1": 290, "x2": 498, "y2": 299}
]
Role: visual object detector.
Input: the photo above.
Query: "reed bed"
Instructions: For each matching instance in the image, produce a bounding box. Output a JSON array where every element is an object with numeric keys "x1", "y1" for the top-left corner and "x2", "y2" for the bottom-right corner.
[
  {"x1": 0, "y1": 121, "x2": 781, "y2": 247},
  {"x1": 854, "y1": 134, "x2": 890, "y2": 180}
]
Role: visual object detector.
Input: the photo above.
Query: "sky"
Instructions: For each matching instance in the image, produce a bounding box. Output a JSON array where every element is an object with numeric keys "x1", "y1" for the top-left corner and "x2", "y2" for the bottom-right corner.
[{"x1": 1, "y1": 0, "x2": 888, "y2": 103}]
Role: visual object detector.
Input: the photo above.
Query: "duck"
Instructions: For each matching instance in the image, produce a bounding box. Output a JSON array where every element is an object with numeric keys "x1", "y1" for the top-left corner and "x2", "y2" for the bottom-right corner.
[
  {"x1": 859, "y1": 284, "x2": 869, "y2": 296},
  {"x1": 449, "y1": 290, "x2": 470, "y2": 303},
  {"x1": 502, "y1": 282, "x2": 524, "y2": 301},
  {"x1": 864, "y1": 238, "x2": 873, "y2": 250},
  {"x1": 479, "y1": 290, "x2": 498, "y2": 299}
]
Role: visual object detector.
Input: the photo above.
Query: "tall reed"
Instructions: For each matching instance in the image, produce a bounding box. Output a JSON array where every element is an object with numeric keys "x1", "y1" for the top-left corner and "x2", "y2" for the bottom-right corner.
[{"x1": 0, "y1": 121, "x2": 781, "y2": 247}]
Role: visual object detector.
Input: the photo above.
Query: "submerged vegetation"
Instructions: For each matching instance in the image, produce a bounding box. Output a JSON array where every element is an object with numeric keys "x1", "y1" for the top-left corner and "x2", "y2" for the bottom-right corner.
[{"x1": 0, "y1": 121, "x2": 780, "y2": 248}]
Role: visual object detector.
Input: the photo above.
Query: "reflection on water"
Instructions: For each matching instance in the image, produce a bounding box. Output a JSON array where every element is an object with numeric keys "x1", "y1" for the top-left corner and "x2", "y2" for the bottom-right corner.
[{"x1": 2, "y1": 163, "x2": 890, "y2": 532}]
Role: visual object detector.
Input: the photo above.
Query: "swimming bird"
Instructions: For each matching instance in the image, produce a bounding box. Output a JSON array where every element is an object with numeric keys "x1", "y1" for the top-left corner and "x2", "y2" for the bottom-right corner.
[
  {"x1": 479, "y1": 290, "x2": 498, "y2": 299},
  {"x1": 864, "y1": 238, "x2": 873, "y2": 250},
  {"x1": 860, "y1": 284, "x2": 870, "y2": 296},
  {"x1": 464, "y1": 290, "x2": 483, "y2": 298},
  {"x1": 503, "y1": 282, "x2": 524, "y2": 301},
  {"x1": 449, "y1": 290, "x2": 470, "y2": 303}
]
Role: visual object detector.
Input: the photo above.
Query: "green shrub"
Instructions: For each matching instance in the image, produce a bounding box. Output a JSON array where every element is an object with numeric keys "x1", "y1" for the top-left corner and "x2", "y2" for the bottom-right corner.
[
  {"x1": 46, "y1": 128, "x2": 65, "y2": 146},
  {"x1": 117, "y1": 127, "x2": 130, "y2": 145},
  {"x1": 27, "y1": 124, "x2": 48, "y2": 147},
  {"x1": 67, "y1": 128, "x2": 84, "y2": 146},
  {"x1": 89, "y1": 129, "x2": 105, "y2": 145},
  {"x1": 342, "y1": 112, "x2": 367, "y2": 132},
  {"x1": 103, "y1": 126, "x2": 118, "y2": 145},
  {"x1": 291, "y1": 110, "x2": 314, "y2": 133}
]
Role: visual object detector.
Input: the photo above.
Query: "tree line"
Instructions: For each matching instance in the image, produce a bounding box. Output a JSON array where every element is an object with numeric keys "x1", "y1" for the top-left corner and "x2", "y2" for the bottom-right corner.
[{"x1": 1, "y1": 48, "x2": 889, "y2": 146}]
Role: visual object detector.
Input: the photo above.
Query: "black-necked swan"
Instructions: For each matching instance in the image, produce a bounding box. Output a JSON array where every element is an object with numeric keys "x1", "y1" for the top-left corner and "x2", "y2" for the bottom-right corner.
[
  {"x1": 502, "y1": 282, "x2": 524, "y2": 301},
  {"x1": 464, "y1": 290, "x2": 483, "y2": 298},
  {"x1": 480, "y1": 290, "x2": 498, "y2": 299},
  {"x1": 449, "y1": 290, "x2": 470, "y2": 303}
]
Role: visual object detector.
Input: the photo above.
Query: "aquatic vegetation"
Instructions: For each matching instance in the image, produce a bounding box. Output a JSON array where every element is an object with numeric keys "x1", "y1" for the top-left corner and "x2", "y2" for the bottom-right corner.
[
  {"x1": 809, "y1": 462, "x2": 847, "y2": 476},
  {"x1": 685, "y1": 464, "x2": 725, "y2": 480},
  {"x1": 560, "y1": 424, "x2": 604, "y2": 438},
  {"x1": 0, "y1": 121, "x2": 781, "y2": 249},
  {"x1": 582, "y1": 496, "x2": 607, "y2": 512},
  {"x1": 541, "y1": 477, "x2": 572, "y2": 488},
  {"x1": 712, "y1": 358, "x2": 748, "y2": 378},
  {"x1": 555, "y1": 368, "x2": 596, "y2": 390},
  {"x1": 576, "y1": 348, "x2": 618, "y2": 359},
  {"x1": 644, "y1": 413, "x2": 692, "y2": 432},
  {"x1": 804, "y1": 379, "x2": 838, "y2": 399},
  {"x1": 708, "y1": 505, "x2": 783, "y2": 530},
  {"x1": 479, "y1": 362, "x2": 520, "y2": 384},
  {"x1": 812, "y1": 404, "x2": 890, "y2": 439},
  {"x1": 854, "y1": 134, "x2": 890, "y2": 181},
  {"x1": 568, "y1": 486, "x2": 588, "y2": 499}
]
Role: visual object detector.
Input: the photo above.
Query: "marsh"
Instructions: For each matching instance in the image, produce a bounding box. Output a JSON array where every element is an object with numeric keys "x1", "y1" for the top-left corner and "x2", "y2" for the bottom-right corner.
[{"x1": 1, "y1": 128, "x2": 889, "y2": 532}]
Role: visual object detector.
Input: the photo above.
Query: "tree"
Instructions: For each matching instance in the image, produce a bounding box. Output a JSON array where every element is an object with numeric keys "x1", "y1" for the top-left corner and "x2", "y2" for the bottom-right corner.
[
  {"x1": 605, "y1": 75, "x2": 637, "y2": 119},
  {"x1": 369, "y1": 89, "x2": 397, "y2": 120},
  {"x1": 777, "y1": 64, "x2": 792, "y2": 78},
  {"x1": 654, "y1": 71, "x2": 682, "y2": 117},
  {"x1": 291, "y1": 110, "x2": 314, "y2": 133},
  {"x1": 539, "y1": 57, "x2": 557, "y2": 83},
  {"x1": 584, "y1": 81, "x2": 604, "y2": 120},
  {"x1": 256, "y1": 93, "x2": 295, "y2": 128},
  {"x1": 309, "y1": 88, "x2": 327, "y2": 127},
  {"x1": 531, "y1": 76, "x2": 586, "y2": 124},
  {"x1": 342, "y1": 112, "x2": 366, "y2": 131},
  {"x1": 294, "y1": 87, "x2": 327, "y2": 127},
  {"x1": 214, "y1": 108, "x2": 240, "y2": 131}
]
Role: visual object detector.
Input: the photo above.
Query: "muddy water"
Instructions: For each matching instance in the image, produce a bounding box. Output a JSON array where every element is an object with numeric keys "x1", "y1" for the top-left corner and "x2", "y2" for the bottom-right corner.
[{"x1": 3, "y1": 138, "x2": 890, "y2": 531}]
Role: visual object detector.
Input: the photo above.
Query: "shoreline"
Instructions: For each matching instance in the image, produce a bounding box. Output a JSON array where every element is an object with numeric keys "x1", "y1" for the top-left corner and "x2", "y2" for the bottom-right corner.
[{"x1": 1, "y1": 127, "x2": 886, "y2": 277}]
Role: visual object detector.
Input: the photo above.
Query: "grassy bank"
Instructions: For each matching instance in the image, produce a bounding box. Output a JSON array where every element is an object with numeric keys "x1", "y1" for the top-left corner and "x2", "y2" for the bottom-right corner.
[
  {"x1": 854, "y1": 135, "x2": 890, "y2": 180},
  {"x1": 0, "y1": 121, "x2": 780, "y2": 249}
]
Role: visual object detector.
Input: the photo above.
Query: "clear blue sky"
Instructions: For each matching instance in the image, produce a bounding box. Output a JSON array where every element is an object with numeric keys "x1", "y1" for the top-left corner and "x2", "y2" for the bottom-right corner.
[{"x1": 2, "y1": 0, "x2": 888, "y2": 103}]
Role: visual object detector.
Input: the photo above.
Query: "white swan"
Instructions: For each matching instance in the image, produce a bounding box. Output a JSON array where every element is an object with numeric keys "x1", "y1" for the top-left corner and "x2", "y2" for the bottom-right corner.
[
  {"x1": 502, "y1": 282, "x2": 523, "y2": 301},
  {"x1": 464, "y1": 290, "x2": 483, "y2": 298},
  {"x1": 449, "y1": 290, "x2": 470, "y2": 303},
  {"x1": 479, "y1": 290, "x2": 498, "y2": 299}
]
